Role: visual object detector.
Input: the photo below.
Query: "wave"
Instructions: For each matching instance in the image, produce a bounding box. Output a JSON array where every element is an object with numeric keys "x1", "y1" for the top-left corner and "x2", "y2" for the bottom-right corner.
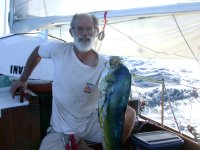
[
  {"x1": 121, "y1": 56, "x2": 200, "y2": 137},
  {"x1": 138, "y1": 86, "x2": 199, "y2": 107}
]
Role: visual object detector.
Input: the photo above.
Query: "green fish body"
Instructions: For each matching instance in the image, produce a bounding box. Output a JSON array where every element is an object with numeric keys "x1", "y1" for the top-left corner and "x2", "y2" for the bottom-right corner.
[{"x1": 98, "y1": 56, "x2": 131, "y2": 150}]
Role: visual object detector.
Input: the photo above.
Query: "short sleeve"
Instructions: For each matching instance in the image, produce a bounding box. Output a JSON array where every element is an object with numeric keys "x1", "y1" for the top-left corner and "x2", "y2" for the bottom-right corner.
[{"x1": 38, "y1": 41, "x2": 65, "y2": 58}]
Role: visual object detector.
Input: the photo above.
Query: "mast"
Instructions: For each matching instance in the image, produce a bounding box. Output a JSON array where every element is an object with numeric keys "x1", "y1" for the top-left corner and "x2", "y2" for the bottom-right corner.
[
  {"x1": 9, "y1": 0, "x2": 14, "y2": 33},
  {"x1": 3, "y1": 0, "x2": 7, "y2": 35}
]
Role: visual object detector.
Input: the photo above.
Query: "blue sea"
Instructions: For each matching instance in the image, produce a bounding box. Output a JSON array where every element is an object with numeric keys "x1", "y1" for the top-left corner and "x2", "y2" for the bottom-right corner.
[{"x1": 121, "y1": 56, "x2": 200, "y2": 138}]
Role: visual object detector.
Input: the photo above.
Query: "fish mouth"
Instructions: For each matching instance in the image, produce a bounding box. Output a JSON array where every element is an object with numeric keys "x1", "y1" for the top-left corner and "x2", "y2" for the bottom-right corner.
[{"x1": 109, "y1": 56, "x2": 122, "y2": 67}]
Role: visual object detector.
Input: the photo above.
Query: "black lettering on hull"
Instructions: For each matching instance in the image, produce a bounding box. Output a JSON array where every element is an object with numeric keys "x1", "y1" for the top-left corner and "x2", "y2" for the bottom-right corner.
[{"x1": 10, "y1": 65, "x2": 25, "y2": 74}]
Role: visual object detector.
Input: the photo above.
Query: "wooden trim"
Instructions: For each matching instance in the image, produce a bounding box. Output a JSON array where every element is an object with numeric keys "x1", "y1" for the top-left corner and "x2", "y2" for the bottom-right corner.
[
  {"x1": 0, "y1": 119, "x2": 5, "y2": 150},
  {"x1": 27, "y1": 83, "x2": 52, "y2": 93},
  {"x1": 0, "y1": 91, "x2": 40, "y2": 150}
]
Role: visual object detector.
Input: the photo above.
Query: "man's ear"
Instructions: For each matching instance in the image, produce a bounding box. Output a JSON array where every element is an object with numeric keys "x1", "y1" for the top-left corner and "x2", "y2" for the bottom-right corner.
[
  {"x1": 96, "y1": 28, "x2": 99, "y2": 37},
  {"x1": 69, "y1": 28, "x2": 74, "y2": 37}
]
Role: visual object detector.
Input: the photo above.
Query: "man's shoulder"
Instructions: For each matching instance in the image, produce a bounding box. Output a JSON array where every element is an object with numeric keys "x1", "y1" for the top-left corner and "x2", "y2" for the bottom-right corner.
[
  {"x1": 47, "y1": 40, "x2": 70, "y2": 47},
  {"x1": 49, "y1": 41, "x2": 73, "y2": 52},
  {"x1": 39, "y1": 41, "x2": 73, "y2": 58},
  {"x1": 98, "y1": 54, "x2": 109, "y2": 63},
  {"x1": 97, "y1": 54, "x2": 109, "y2": 69}
]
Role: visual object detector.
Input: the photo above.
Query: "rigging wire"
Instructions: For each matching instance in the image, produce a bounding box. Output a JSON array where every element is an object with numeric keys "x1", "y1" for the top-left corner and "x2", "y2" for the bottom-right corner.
[
  {"x1": 108, "y1": 24, "x2": 167, "y2": 55},
  {"x1": 132, "y1": 72, "x2": 200, "y2": 89},
  {"x1": 108, "y1": 24, "x2": 200, "y2": 59},
  {"x1": 0, "y1": 32, "x2": 67, "y2": 42},
  {"x1": 131, "y1": 73, "x2": 200, "y2": 134},
  {"x1": 106, "y1": 16, "x2": 177, "y2": 39},
  {"x1": 96, "y1": 14, "x2": 200, "y2": 59},
  {"x1": 132, "y1": 73, "x2": 163, "y2": 84},
  {"x1": 42, "y1": 0, "x2": 48, "y2": 16},
  {"x1": 173, "y1": 15, "x2": 200, "y2": 67},
  {"x1": 141, "y1": 106, "x2": 181, "y2": 123},
  {"x1": 163, "y1": 80, "x2": 181, "y2": 133}
]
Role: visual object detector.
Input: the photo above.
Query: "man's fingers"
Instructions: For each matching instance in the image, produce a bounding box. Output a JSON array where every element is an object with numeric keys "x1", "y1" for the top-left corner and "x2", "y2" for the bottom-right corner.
[
  {"x1": 11, "y1": 85, "x2": 17, "y2": 99},
  {"x1": 10, "y1": 83, "x2": 20, "y2": 99},
  {"x1": 10, "y1": 81, "x2": 27, "y2": 99}
]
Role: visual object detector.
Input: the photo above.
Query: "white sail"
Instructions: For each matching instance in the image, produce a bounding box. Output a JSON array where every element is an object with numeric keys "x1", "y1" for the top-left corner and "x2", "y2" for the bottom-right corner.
[
  {"x1": 1, "y1": 1, "x2": 200, "y2": 79},
  {"x1": 7, "y1": 1, "x2": 200, "y2": 60}
]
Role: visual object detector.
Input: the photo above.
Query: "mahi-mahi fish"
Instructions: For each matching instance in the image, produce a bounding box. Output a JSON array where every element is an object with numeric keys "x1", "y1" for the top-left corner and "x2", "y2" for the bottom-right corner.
[{"x1": 98, "y1": 56, "x2": 131, "y2": 150}]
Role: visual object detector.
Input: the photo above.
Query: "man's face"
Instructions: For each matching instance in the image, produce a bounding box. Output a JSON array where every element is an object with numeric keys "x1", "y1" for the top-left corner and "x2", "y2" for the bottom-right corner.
[{"x1": 72, "y1": 15, "x2": 97, "y2": 52}]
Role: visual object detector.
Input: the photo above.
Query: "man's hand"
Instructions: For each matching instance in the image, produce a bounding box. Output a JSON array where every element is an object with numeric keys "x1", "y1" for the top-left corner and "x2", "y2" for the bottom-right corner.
[{"x1": 10, "y1": 80, "x2": 27, "y2": 99}]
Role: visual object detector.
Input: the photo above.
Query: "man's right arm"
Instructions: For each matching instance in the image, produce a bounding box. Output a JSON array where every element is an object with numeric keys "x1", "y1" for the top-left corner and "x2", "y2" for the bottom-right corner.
[{"x1": 10, "y1": 46, "x2": 41, "y2": 98}]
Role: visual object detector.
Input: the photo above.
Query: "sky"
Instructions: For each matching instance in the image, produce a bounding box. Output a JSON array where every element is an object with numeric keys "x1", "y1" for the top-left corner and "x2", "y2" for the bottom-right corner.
[{"x1": 0, "y1": 0, "x2": 199, "y2": 36}]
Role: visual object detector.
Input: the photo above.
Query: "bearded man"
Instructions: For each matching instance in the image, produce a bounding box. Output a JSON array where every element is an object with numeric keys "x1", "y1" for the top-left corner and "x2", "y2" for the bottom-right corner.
[{"x1": 10, "y1": 13, "x2": 135, "y2": 150}]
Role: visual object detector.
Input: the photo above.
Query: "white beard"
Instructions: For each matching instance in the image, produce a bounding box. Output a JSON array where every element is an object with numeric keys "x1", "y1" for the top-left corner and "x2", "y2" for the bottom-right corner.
[{"x1": 73, "y1": 34, "x2": 95, "y2": 52}]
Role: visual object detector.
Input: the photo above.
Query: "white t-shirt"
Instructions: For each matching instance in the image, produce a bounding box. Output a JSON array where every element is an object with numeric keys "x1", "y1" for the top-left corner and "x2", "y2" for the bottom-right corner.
[{"x1": 39, "y1": 42, "x2": 106, "y2": 134}]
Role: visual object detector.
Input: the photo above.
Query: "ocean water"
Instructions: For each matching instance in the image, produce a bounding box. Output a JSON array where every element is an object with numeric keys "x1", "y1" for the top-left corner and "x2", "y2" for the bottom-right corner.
[{"x1": 121, "y1": 56, "x2": 200, "y2": 139}]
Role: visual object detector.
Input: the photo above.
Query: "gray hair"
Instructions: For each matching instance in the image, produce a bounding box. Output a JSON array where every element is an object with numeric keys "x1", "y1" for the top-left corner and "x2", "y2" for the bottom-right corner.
[{"x1": 70, "y1": 13, "x2": 99, "y2": 29}]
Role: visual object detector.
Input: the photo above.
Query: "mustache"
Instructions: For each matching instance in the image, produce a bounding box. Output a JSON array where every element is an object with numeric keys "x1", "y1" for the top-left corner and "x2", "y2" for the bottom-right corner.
[{"x1": 77, "y1": 36, "x2": 93, "y2": 41}]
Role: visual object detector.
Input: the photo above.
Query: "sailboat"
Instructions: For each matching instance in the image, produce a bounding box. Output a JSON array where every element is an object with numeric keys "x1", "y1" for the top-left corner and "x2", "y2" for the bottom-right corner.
[{"x1": 0, "y1": 0, "x2": 200, "y2": 149}]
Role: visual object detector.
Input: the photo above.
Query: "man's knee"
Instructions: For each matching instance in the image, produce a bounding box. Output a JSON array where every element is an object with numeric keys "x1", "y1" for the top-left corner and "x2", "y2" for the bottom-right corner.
[
  {"x1": 127, "y1": 106, "x2": 136, "y2": 119},
  {"x1": 122, "y1": 106, "x2": 136, "y2": 144},
  {"x1": 125, "y1": 106, "x2": 136, "y2": 131}
]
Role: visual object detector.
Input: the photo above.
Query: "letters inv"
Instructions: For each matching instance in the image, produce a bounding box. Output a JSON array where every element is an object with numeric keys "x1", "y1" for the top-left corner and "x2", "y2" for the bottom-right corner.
[{"x1": 10, "y1": 65, "x2": 25, "y2": 74}]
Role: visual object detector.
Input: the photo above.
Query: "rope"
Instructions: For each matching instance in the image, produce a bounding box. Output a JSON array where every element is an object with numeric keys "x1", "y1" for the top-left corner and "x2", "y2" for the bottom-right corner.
[
  {"x1": 102, "y1": 11, "x2": 108, "y2": 31},
  {"x1": 98, "y1": 11, "x2": 108, "y2": 41},
  {"x1": 96, "y1": 11, "x2": 108, "y2": 52}
]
